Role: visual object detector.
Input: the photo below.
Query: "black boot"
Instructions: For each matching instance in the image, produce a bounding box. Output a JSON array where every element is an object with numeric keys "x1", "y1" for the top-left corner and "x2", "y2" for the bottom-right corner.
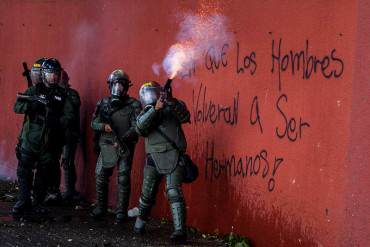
[
  {"x1": 90, "y1": 206, "x2": 107, "y2": 219},
  {"x1": 170, "y1": 230, "x2": 187, "y2": 244},
  {"x1": 44, "y1": 191, "x2": 62, "y2": 206},
  {"x1": 11, "y1": 200, "x2": 32, "y2": 219},
  {"x1": 12, "y1": 160, "x2": 33, "y2": 219}
]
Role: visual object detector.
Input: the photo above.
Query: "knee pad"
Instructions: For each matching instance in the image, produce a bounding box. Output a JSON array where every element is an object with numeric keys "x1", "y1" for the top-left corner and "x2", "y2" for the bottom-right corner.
[
  {"x1": 96, "y1": 167, "x2": 113, "y2": 177},
  {"x1": 118, "y1": 171, "x2": 130, "y2": 185},
  {"x1": 166, "y1": 187, "x2": 184, "y2": 204}
]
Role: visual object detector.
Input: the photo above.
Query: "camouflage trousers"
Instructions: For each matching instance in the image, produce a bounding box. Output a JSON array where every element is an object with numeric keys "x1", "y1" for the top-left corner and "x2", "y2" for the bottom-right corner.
[{"x1": 94, "y1": 152, "x2": 133, "y2": 215}]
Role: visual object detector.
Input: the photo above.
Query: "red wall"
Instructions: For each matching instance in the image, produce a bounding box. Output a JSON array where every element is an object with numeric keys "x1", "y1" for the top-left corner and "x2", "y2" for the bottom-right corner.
[{"x1": 0, "y1": 1, "x2": 369, "y2": 246}]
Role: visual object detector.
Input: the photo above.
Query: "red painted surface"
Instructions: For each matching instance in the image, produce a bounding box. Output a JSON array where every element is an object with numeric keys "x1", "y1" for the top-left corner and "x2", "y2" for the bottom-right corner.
[{"x1": 0, "y1": 1, "x2": 369, "y2": 246}]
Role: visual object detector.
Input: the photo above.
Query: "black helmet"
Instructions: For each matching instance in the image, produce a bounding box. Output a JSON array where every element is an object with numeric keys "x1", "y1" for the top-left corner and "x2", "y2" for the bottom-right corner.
[
  {"x1": 107, "y1": 69, "x2": 132, "y2": 97},
  {"x1": 41, "y1": 58, "x2": 62, "y2": 86},
  {"x1": 41, "y1": 58, "x2": 62, "y2": 73},
  {"x1": 32, "y1": 57, "x2": 47, "y2": 70},
  {"x1": 30, "y1": 57, "x2": 47, "y2": 85}
]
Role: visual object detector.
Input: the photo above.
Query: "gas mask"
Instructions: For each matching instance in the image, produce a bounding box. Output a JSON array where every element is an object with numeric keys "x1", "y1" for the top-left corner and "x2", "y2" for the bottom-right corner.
[{"x1": 110, "y1": 82, "x2": 127, "y2": 97}]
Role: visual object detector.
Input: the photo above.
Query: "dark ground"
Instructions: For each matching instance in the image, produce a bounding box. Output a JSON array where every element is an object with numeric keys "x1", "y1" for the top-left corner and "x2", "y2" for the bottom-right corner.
[{"x1": 0, "y1": 180, "x2": 224, "y2": 247}]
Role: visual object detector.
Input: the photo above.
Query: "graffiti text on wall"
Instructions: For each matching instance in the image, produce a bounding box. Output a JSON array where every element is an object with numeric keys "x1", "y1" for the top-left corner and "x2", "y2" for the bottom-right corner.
[{"x1": 188, "y1": 37, "x2": 344, "y2": 192}]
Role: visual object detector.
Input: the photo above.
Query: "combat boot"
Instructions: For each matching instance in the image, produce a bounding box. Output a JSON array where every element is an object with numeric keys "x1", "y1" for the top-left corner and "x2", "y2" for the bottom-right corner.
[
  {"x1": 90, "y1": 206, "x2": 107, "y2": 219},
  {"x1": 61, "y1": 192, "x2": 74, "y2": 206},
  {"x1": 170, "y1": 230, "x2": 187, "y2": 244},
  {"x1": 44, "y1": 191, "x2": 62, "y2": 206},
  {"x1": 115, "y1": 211, "x2": 126, "y2": 224},
  {"x1": 10, "y1": 200, "x2": 32, "y2": 219},
  {"x1": 133, "y1": 216, "x2": 147, "y2": 234},
  {"x1": 13, "y1": 160, "x2": 33, "y2": 218}
]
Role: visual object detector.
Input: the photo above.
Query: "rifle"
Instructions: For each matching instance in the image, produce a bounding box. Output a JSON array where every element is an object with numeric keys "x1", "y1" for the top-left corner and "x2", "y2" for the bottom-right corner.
[{"x1": 22, "y1": 62, "x2": 33, "y2": 87}]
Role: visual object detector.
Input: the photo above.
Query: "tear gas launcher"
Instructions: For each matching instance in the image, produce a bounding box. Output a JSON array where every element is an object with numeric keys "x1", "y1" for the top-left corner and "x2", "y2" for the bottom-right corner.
[{"x1": 22, "y1": 62, "x2": 32, "y2": 88}]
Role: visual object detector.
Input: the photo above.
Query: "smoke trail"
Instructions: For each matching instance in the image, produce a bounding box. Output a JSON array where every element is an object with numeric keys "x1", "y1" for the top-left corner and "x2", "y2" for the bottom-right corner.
[{"x1": 155, "y1": 13, "x2": 233, "y2": 79}]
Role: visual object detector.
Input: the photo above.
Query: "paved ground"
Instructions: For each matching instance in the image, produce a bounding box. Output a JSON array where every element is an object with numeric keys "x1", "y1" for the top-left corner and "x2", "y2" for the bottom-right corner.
[{"x1": 0, "y1": 180, "x2": 225, "y2": 247}]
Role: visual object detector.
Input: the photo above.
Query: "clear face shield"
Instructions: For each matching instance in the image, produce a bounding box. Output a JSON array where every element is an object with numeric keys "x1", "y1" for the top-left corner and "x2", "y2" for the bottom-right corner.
[
  {"x1": 30, "y1": 69, "x2": 42, "y2": 85},
  {"x1": 139, "y1": 86, "x2": 160, "y2": 106},
  {"x1": 42, "y1": 70, "x2": 60, "y2": 87},
  {"x1": 110, "y1": 82, "x2": 127, "y2": 97}
]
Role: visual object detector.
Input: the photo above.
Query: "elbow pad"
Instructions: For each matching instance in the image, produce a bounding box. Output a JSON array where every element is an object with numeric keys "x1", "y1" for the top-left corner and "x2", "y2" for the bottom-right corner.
[{"x1": 136, "y1": 105, "x2": 156, "y2": 133}]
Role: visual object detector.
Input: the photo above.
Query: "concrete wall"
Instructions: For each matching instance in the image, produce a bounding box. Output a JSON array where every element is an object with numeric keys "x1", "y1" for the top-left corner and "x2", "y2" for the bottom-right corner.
[{"x1": 0, "y1": 1, "x2": 369, "y2": 246}]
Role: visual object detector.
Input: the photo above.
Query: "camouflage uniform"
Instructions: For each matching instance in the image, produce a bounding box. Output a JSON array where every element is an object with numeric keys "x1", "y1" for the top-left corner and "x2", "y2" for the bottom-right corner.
[
  {"x1": 134, "y1": 98, "x2": 190, "y2": 241},
  {"x1": 61, "y1": 86, "x2": 81, "y2": 200},
  {"x1": 91, "y1": 95, "x2": 141, "y2": 221},
  {"x1": 12, "y1": 82, "x2": 75, "y2": 215}
]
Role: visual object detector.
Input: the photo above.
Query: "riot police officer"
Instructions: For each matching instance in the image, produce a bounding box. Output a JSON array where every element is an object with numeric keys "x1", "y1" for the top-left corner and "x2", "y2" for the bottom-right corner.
[
  {"x1": 59, "y1": 70, "x2": 81, "y2": 202},
  {"x1": 44, "y1": 69, "x2": 81, "y2": 205},
  {"x1": 12, "y1": 58, "x2": 75, "y2": 217},
  {"x1": 91, "y1": 69, "x2": 141, "y2": 223},
  {"x1": 134, "y1": 81, "x2": 190, "y2": 244},
  {"x1": 16, "y1": 58, "x2": 48, "y2": 160}
]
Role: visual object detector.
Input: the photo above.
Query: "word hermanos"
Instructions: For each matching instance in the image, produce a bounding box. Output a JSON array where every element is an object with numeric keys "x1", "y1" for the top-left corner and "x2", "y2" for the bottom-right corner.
[{"x1": 204, "y1": 140, "x2": 284, "y2": 192}]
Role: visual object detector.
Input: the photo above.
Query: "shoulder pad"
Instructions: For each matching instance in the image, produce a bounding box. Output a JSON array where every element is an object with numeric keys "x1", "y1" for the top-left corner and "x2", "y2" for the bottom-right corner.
[
  {"x1": 101, "y1": 97, "x2": 110, "y2": 105},
  {"x1": 67, "y1": 88, "x2": 79, "y2": 97}
]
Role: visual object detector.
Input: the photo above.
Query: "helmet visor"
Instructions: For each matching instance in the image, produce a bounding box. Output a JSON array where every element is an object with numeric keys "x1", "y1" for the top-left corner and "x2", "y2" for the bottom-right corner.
[
  {"x1": 43, "y1": 71, "x2": 59, "y2": 85},
  {"x1": 140, "y1": 86, "x2": 160, "y2": 106},
  {"x1": 111, "y1": 82, "x2": 125, "y2": 97},
  {"x1": 30, "y1": 69, "x2": 42, "y2": 85}
]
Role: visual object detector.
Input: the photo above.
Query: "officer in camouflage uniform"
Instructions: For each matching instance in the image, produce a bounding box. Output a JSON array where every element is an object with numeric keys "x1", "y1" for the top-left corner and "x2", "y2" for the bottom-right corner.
[
  {"x1": 59, "y1": 70, "x2": 81, "y2": 202},
  {"x1": 44, "y1": 69, "x2": 81, "y2": 204},
  {"x1": 91, "y1": 69, "x2": 141, "y2": 223},
  {"x1": 15, "y1": 58, "x2": 47, "y2": 160},
  {"x1": 133, "y1": 81, "x2": 190, "y2": 244},
  {"x1": 12, "y1": 58, "x2": 75, "y2": 217}
]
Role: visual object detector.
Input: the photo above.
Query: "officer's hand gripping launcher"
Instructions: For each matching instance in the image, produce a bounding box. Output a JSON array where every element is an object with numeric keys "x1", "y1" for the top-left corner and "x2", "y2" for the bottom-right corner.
[
  {"x1": 160, "y1": 78, "x2": 173, "y2": 102},
  {"x1": 16, "y1": 93, "x2": 49, "y2": 105}
]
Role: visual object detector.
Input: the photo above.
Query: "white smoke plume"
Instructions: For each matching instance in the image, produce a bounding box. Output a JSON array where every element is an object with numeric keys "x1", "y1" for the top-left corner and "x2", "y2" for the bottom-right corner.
[{"x1": 155, "y1": 13, "x2": 233, "y2": 79}]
